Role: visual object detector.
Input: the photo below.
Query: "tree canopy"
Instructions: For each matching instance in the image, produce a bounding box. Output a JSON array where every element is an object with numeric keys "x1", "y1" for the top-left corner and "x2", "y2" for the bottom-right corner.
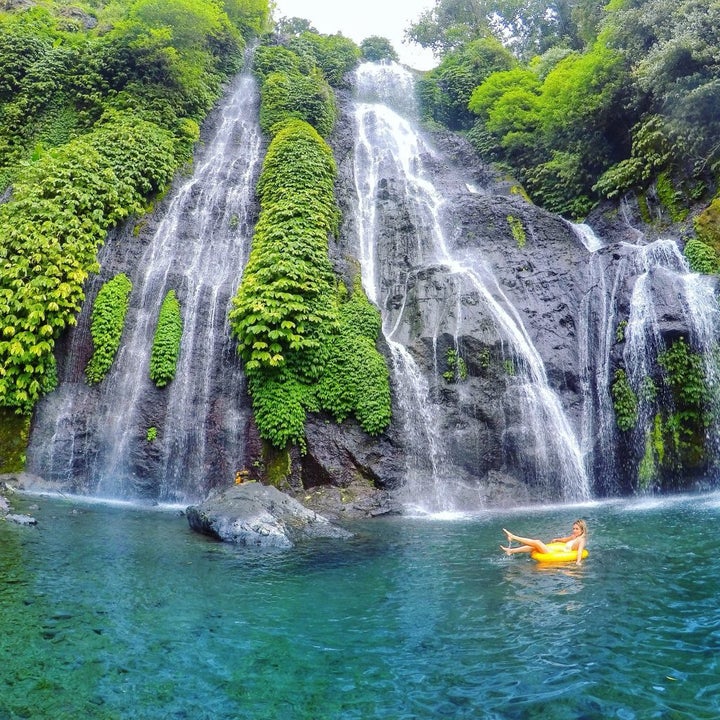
[
  {"x1": 412, "y1": 0, "x2": 720, "y2": 221},
  {"x1": 0, "y1": 0, "x2": 273, "y2": 412}
]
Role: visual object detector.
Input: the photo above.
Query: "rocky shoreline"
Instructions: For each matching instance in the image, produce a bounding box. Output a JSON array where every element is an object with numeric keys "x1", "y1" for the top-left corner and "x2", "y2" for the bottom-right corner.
[
  {"x1": 0, "y1": 472, "x2": 40, "y2": 526},
  {"x1": 0, "y1": 471, "x2": 383, "y2": 547}
]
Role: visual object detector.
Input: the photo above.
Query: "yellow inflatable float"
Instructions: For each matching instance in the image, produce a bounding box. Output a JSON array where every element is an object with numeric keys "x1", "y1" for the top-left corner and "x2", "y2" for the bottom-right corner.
[{"x1": 531, "y1": 542, "x2": 589, "y2": 563}]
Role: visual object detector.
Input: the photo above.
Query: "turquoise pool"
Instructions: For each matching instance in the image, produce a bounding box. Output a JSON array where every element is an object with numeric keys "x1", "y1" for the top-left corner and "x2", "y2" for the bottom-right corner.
[{"x1": 1, "y1": 491, "x2": 719, "y2": 719}]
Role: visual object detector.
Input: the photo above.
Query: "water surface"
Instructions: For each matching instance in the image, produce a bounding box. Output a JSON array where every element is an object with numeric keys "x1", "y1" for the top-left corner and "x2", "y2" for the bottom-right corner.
[{"x1": 1, "y1": 492, "x2": 719, "y2": 719}]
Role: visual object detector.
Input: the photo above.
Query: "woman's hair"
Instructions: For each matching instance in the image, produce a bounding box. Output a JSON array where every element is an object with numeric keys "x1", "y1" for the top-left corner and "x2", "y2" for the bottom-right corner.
[{"x1": 573, "y1": 519, "x2": 588, "y2": 537}]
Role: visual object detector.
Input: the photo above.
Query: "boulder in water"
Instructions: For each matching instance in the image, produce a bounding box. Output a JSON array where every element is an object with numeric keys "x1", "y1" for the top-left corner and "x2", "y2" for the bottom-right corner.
[{"x1": 186, "y1": 483, "x2": 352, "y2": 548}]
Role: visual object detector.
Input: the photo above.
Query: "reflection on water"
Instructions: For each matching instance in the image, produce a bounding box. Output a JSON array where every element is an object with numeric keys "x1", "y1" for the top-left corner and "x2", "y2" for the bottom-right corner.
[{"x1": 1, "y1": 491, "x2": 719, "y2": 718}]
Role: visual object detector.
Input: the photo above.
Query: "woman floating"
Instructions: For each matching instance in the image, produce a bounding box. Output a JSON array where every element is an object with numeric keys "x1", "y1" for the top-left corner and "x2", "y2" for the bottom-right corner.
[{"x1": 500, "y1": 520, "x2": 588, "y2": 565}]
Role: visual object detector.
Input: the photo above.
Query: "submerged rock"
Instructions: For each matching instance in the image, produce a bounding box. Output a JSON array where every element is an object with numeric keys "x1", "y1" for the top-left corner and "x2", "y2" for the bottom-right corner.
[{"x1": 186, "y1": 483, "x2": 352, "y2": 548}]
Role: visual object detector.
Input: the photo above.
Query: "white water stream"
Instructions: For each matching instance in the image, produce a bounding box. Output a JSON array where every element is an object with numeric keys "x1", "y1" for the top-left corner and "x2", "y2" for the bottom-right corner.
[
  {"x1": 575, "y1": 225, "x2": 720, "y2": 489},
  {"x1": 351, "y1": 63, "x2": 590, "y2": 509},
  {"x1": 30, "y1": 72, "x2": 263, "y2": 501}
]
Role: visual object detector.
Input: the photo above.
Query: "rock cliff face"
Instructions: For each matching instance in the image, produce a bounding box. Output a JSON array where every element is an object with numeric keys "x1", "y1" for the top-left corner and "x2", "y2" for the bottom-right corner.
[
  {"x1": 304, "y1": 78, "x2": 717, "y2": 507},
  {"x1": 25, "y1": 66, "x2": 717, "y2": 512},
  {"x1": 315, "y1": 98, "x2": 602, "y2": 506}
]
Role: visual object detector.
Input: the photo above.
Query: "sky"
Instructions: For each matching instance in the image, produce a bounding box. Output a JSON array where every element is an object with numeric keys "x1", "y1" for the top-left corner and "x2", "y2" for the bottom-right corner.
[{"x1": 271, "y1": 0, "x2": 438, "y2": 70}]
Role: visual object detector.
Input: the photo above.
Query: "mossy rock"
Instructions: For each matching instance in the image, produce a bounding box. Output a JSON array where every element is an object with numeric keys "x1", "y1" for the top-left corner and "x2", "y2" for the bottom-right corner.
[
  {"x1": 0, "y1": 409, "x2": 30, "y2": 473},
  {"x1": 694, "y1": 196, "x2": 720, "y2": 253}
]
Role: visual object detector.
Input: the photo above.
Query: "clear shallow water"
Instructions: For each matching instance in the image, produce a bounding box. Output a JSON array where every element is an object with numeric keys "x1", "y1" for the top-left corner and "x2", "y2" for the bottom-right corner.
[{"x1": 1, "y1": 493, "x2": 720, "y2": 719}]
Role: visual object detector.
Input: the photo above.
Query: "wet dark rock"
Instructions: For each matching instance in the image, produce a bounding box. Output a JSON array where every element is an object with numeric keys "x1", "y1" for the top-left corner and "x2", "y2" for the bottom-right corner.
[{"x1": 186, "y1": 483, "x2": 352, "y2": 547}]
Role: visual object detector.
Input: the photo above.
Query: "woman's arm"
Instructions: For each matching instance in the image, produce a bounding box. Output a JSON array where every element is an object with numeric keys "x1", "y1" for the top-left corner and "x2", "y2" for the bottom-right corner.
[{"x1": 575, "y1": 537, "x2": 586, "y2": 565}]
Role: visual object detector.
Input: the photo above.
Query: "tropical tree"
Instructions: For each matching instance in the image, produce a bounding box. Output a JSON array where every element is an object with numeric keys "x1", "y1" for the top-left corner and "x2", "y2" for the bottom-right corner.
[{"x1": 360, "y1": 36, "x2": 399, "y2": 63}]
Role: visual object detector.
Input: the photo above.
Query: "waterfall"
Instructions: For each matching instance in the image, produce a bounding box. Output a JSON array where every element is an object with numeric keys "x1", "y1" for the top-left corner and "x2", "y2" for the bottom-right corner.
[
  {"x1": 27, "y1": 72, "x2": 263, "y2": 502},
  {"x1": 575, "y1": 223, "x2": 720, "y2": 491},
  {"x1": 350, "y1": 63, "x2": 590, "y2": 509},
  {"x1": 623, "y1": 241, "x2": 720, "y2": 472}
]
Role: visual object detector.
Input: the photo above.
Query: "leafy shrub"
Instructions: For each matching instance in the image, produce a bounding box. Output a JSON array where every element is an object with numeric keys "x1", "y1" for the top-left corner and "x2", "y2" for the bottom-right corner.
[
  {"x1": 611, "y1": 368, "x2": 638, "y2": 431},
  {"x1": 420, "y1": 37, "x2": 515, "y2": 130},
  {"x1": 86, "y1": 273, "x2": 133, "y2": 384},
  {"x1": 289, "y1": 32, "x2": 360, "y2": 88},
  {"x1": 594, "y1": 116, "x2": 672, "y2": 199},
  {"x1": 230, "y1": 118, "x2": 338, "y2": 377},
  {"x1": 360, "y1": 36, "x2": 398, "y2": 63},
  {"x1": 150, "y1": 289, "x2": 183, "y2": 387},
  {"x1": 230, "y1": 118, "x2": 339, "y2": 448},
  {"x1": 253, "y1": 45, "x2": 304, "y2": 81},
  {"x1": 658, "y1": 337, "x2": 706, "y2": 408},
  {"x1": 684, "y1": 238, "x2": 720, "y2": 274},
  {"x1": 315, "y1": 278, "x2": 391, "y2": 434},
  {"x1": 259, "y1": 68, "x2": 336, "y2": 137},
  {"x1": 0, "y1": 114, "x2": 176, "y2": 411}
]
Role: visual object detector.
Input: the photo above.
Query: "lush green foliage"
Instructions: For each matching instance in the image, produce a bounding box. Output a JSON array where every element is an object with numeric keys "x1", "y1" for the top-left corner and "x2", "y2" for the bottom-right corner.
[
  {"x1": 611, "y1": 368, "x2": 638, "y2": 432},
  {"x1": 653, "y1": 337, "x2": 711, "y2": 478},
  {"x1": 418, "y1": 37, "x2": 514, "y2": 130},
  {"x1": 232, "y1": 44, "x2": 391, "y2": 448},
  {"x1": 407, "y1": 0, "x2": 603, "y2": 59},
  {"x1": 86, "y1": 273, "x2": 133, "y2": 384},
  {"x1": 0, "y1": 115, "x2": 176, "y2": 411},
  {"x1": 657, "y1": 337, "x2": 707, "y2": 410},
  {"x1": 289, "y1": 32, "x2": 361, "y2": 88},
  {"x1": 684, "y1": 238, "x2": 720, "y2": 275},
  {"x1": 361, "y1": 37, "x2": 398, "y2": 63},
  {"x1": 0, "y1": 0, "x2": 271, "y2": 412},
  {"x1": 232, "y1": 135, "x2": 392, "y2": 448},
  {"x1": 613, "y1": 336, "x2": 712, "y2": 484},
  {"x1": 258, "y1": 68, "x2": 336, "y2": 137},
  {"x1": 0, "y1": 0, "x2": 266, "y2": 186},
  {"x1": 415, "y1": 0, "x2": 720, "y2": 222},
  {"x1": 467, "y1": 39, "x2": 627, "y2": 217},
  {"x1": 229, "y1": 118, "x2": 339, "y2": 447},
  {"x1": 254, "y1": 39, "x2": 340, "y2": 137},
  {"x1": 315, "y1": 279, "x2": 391, "y2": 434},
  {"x1": 150, "y1": 290, "x2": 183, "y2": 387},
  {"x1": 230, "y1": 118, "x2": 338, "y2": 375}
]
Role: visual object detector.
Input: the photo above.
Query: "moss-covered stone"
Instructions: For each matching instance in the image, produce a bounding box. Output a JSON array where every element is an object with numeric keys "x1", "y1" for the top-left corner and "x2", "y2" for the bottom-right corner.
[
  {"x1": 694, "y1": 196, "x2": 720, "y2": 253},
  {"x1": 0, "y1": 409, "x2": 30, "y2": 473}
]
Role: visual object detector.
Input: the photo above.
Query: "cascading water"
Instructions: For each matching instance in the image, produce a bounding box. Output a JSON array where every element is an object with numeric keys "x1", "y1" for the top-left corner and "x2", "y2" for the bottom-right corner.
[
  {"x1": 350, "y1": 63, "x2": 590, "y2": 510},
  {"x1": 575, "y1": 223, "x2": 720, "y2": 491},
  {"x1": 27, "y1": 71, "x2": 263, "y2": 501}
]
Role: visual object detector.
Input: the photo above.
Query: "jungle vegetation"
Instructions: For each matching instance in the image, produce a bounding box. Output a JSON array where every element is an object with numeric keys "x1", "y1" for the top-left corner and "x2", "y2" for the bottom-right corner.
[
  {"x1": 410, "y1": 0, "x2": 720, "y2": 234},
  {"x1": 229, "y1": 38, "x2": 391, "y2": 451},
  {"x1": 0, "y1": 0, "x2": 391, "y2": 460},
  {"x1": 0, "y1": 0, "x2": 272, "y2": 416}
]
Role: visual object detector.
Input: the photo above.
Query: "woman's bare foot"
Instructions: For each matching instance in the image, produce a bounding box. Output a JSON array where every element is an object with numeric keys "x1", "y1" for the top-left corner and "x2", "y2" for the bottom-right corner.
[
  {"x1": 503, "y1": 528, "x2": 515, "y2": 543},
  {"x1": 500, "y1": 544, "x2": 513, "y2": 555}
]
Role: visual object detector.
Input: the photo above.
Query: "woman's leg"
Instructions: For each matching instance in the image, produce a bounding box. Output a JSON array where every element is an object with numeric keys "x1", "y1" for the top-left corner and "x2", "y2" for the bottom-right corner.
[
  {"x1": 503, "y1": 528, "x2": 550, "y2": 554},
  {"x1": 500, "y1": 544, "x2": 533, "y2": 555}
]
